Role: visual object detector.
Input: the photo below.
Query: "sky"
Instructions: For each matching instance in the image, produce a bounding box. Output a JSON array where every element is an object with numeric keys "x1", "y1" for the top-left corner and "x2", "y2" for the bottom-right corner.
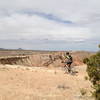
[{"x1": 0, "y1": 0, "x2": 100, "y2": 51}]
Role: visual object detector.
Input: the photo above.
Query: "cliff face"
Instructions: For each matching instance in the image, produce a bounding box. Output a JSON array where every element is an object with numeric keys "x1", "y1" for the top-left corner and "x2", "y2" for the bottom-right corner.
[
  {"x1": 0, "y1": 54, "x2": 61, "y2": 67},
  {"x1": 28, "y1": 53, "x2": 63, "y2": 67},
  {"x1": 0, "y1": 51, "x2": 93, "y2": 67},
  {"x1": 0, "y1": 56, "x2": 31, "y2": 66}
]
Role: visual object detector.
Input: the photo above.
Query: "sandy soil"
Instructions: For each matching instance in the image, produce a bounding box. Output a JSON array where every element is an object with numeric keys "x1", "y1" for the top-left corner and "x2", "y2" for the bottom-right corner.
[{"x1": 0, "y1": 65, "x2": 94, "y2": 100}]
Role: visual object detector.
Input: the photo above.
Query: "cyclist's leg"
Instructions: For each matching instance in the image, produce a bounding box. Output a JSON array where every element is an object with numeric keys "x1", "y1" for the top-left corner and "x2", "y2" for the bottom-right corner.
[
  {"x1": 67, "y1": 63, "x2": 72, "y2": 73},
  {"x1": 64, "y1": 64, "x2": 68, "y2": 73}
]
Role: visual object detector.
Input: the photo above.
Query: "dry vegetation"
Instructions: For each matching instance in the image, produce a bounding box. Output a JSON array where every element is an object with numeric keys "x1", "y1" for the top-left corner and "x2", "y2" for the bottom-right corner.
[
  {"x1": 0, "y1": 64, "x2": 93, "y2": 100},
  {"x1": 0, "y1": 50, "x2": 95, "y2": 100}
]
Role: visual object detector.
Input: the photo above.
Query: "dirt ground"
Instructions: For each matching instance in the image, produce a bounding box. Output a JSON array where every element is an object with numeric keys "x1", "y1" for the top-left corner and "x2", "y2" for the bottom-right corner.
[{"x1": 0, "y1": 65, "x2": 94, "y2": 100}]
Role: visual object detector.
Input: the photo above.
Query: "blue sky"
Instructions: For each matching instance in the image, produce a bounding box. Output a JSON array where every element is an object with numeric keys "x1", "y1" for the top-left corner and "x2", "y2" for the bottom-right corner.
[{"x1": 0, "y1": 0, "x2": 100, "y2": 51}]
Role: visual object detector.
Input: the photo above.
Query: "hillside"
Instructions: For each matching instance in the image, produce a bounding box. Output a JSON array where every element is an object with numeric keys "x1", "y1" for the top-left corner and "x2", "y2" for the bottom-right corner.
[
  {"x1": 0, "y1": 50, "x2": 94, "y2": 67},
  {"x1": 0, "y1": 64, "x2": 94, "y2": 100},
  {"x1": 0, "y1": 50, "x2": 95, "y2": 100}
]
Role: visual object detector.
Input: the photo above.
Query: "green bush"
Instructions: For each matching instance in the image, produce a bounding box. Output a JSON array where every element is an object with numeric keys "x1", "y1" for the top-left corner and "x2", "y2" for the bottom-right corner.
[
  {"x1": 83, "y1": 58, "x2": 89, "y2": 64},
  {"x1": 98, "y1": 44, "x2": 100, "y2": 48},
  {"x1": 94, "y1": 84, "x2": 100, "y2": 100},
  {"x1": 84, "y1": 45, "x2": 100, "y2": 100},
  {"x1": 84, "y1": 76, "x2": 88, "y2": 80},
  {"x1": 80, "y1": 88, "x2": 87, "y2": 96}
]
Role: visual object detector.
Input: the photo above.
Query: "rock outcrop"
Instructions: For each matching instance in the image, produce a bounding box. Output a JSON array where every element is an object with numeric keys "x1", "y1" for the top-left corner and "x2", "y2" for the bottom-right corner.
[{"x1": 0, "y1": 51, "x2": 94, "y2": 67}]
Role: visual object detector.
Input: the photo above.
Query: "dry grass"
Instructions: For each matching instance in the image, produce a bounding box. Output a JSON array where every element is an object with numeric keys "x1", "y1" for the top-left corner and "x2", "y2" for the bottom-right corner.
[{"x1": 0, "y1": 65, "x2": 94, "y2": 100}]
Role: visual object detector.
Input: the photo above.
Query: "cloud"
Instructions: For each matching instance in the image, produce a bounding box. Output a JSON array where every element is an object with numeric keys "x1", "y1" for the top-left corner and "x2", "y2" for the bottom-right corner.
[
  {"x1": 0, "y1": 0, "x2": 100, "y2": 50},
  {"x1": 0, "y1": 0, "x2": 100, "y2": 21},
  {"x1": 20, "y1": 10, "x2": 73, "y2": 24},
  {"x1": 0, "y1": 13, "x2": 91, "y2": 40}
]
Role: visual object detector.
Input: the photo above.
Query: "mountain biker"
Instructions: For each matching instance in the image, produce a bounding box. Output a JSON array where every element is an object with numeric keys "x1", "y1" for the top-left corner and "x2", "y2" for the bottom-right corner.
[{"x1": 64, "y1": 52, "x2": 73, "y2": 73}]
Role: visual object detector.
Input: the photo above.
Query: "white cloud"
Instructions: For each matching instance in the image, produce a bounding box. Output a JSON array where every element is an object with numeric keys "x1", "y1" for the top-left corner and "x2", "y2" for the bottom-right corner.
[
  {"x1": 0, "y1": 0, "x2": 100, "y2": 21},
  {"x1": 0, "y1": 13, "x2": 91, "y2": 41},
  {"x1": 0, "y1": 0, "x2": 100, "y2": 50}
]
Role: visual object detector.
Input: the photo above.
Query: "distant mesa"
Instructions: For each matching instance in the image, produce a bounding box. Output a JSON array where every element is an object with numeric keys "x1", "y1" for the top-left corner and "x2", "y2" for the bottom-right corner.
[
  {"x1": 0, "y1": 48, "x2": 23, "y2": 50},
  {"x1": 0, "y1": 48, "x2": 5, "y2": 50},
  {"x1": 18, "y1": 48, "x2": 23, "y2": 50}
]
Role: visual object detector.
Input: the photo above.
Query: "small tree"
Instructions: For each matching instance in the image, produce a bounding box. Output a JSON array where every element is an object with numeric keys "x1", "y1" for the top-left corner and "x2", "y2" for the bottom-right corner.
[
  {"x1": 84, "y1": 45, "x2": 100, "y2": 100},
  {"x1": 98, "y1": 44, "x2": 100, "y2": 48}
]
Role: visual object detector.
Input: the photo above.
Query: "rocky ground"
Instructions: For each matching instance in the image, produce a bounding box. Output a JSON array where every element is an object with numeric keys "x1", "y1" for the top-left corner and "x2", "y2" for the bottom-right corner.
[{"x1": 0, "y1": 64, "x2": 94, "y2": 100}]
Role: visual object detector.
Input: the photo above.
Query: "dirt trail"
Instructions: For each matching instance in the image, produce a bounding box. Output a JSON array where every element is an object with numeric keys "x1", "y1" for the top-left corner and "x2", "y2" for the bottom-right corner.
[{"x1": 0, "y1": 65, "x2": 94, "y2": 100}]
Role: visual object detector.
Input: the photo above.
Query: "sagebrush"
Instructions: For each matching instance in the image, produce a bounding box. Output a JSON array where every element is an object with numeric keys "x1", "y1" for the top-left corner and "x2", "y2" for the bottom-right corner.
[{"x1": 83, "y1": 45, "x2": 100, "y2": 100}]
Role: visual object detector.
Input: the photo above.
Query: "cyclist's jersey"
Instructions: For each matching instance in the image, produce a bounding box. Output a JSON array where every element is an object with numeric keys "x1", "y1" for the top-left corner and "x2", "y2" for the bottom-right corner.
[{"x1": 65, "y1": 55, "x2": 73, "y2": 63}]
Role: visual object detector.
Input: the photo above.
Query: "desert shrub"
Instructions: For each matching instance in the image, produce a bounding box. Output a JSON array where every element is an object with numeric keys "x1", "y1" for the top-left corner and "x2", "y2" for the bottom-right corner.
[
  {"x1": 80, "y1": 88, "x2": 87, "y2": 96},
  {"x1": 84, "y1": 76, "x2": 88, "y2": 80},
  {"x1": 83, "y1": 45, "x2": 100, "y2": 100},
  {"x1": 83, "y1": 58, "x2": 89, "y2": 64},
  {"x1": 57, "y1": 84, "x2": 69, "y2": 90},
  {"x1": 98, "y1": 44, "x2": 100, "y2": 48},
  {"x1": 93, "y1": 84, "x2": 100, "y2": 100}
]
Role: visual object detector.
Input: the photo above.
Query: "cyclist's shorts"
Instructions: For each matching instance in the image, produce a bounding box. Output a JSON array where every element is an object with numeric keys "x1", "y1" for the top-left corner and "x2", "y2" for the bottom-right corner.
[{"x1": 66, "y1": 62, "x2": 72, "y2": 64}]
